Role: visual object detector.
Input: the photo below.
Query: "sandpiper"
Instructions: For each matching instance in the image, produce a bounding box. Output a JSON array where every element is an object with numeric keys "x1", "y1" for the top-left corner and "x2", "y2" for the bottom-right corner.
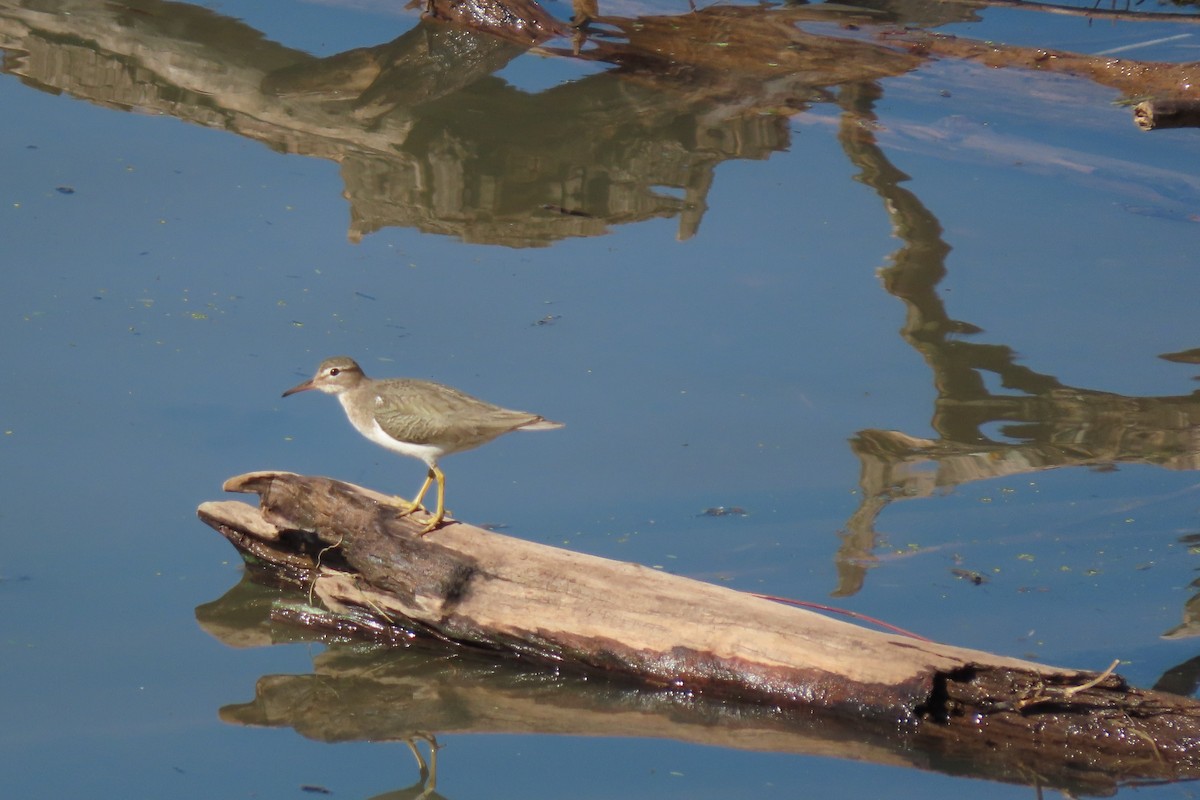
[{"x1": 283, "y1": 356, "x2": 563, "y2": 533}]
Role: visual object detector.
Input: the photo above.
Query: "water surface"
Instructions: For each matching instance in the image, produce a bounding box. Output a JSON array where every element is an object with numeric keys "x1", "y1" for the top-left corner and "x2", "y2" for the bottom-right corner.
[{"x1": 3, "y1": 0, "x2": 1200, "y2": 797}]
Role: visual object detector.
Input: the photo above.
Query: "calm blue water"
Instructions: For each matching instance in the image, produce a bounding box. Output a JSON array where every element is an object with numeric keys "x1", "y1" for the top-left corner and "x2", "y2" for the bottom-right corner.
[{"x1": 3, "y1": 0, "x2": 1200, "y2": 797}]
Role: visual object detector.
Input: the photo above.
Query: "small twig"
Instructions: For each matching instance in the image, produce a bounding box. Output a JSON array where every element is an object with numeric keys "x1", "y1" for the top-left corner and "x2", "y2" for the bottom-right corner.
[
  {"x1": 359, "y1": 592, "x2": 398, "y2": 624},
  {"x1": 1062, "y1": 658, "x2": 1121, "y2": 698},
  {"x1": 1015, "y1": 659, "x2": 1122, "y2": 710},
  {"x1": 308, "y1": 534, "x2": 345, "y2": 606}
]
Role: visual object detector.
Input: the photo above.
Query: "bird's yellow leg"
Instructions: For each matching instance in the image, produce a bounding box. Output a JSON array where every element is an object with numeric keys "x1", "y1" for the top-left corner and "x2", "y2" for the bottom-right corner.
[
  {"x1": 418, "y1": 466, "x2": 446, "y2": 535},
  {"x1": 394, "y1": 469, "x2": 435, "y2": 515}
]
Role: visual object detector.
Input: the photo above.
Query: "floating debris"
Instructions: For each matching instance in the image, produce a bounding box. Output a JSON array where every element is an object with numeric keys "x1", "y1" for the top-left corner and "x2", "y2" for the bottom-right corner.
[
  {"x1": 699, "y1": 506, "x2": 748, "y2": 518},
  {"x1": 951, "y1": 568, "x2": 988, "y2": 585}
]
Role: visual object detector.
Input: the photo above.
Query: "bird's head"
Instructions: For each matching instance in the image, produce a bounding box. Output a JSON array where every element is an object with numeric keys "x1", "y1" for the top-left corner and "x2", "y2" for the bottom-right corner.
[{"x1": 282, "y1": 356, "x2": 366, "y2": 397}]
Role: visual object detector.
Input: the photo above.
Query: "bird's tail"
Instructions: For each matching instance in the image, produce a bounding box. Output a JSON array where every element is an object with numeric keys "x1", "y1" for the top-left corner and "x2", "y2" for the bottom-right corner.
[{"x1": 520, "y1": 417, "x2": 565, "y2": 431}]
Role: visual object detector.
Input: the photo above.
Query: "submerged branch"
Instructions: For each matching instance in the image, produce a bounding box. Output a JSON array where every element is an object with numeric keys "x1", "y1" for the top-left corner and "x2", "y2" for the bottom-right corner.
[
  {"x1": 1136, "y1": 98, "x2": 1200, "y2": 129},
  {"x1": 932, "y1": 0, "x2": 1200, "y2": 24},
  {"x1": 878, "y1": 29, "x2": 1200, "y2": 105}
]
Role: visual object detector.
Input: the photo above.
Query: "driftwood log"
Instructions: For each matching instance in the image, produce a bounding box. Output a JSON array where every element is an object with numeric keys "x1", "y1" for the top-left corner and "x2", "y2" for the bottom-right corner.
[{"x1": 199, "y1": 471, "x2": 1200, "y2": 789}]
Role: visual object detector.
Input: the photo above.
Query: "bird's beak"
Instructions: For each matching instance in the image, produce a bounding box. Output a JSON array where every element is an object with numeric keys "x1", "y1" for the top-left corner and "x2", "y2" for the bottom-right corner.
[{"x1": 281, "y1": 379, "x2": 315, "y2": 398}]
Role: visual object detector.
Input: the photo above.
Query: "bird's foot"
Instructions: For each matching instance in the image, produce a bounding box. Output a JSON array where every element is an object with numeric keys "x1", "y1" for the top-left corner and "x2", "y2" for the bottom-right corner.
[
  {"x1": 391, "y1": 496, "x2": 427, "y2": 516},
  {"x1": 417, "y1": 511, "x2": 446, "y2": 536},
  {"x1": 391, "y1": 496, "x2": 446, "y2": 534}
]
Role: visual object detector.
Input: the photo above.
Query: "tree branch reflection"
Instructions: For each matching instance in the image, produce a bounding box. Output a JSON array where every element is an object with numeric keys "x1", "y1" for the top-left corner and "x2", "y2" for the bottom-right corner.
[
  {"x1": 831, "y1": 80, "x2": 1200, "y2": 598},
  {"x1": 0, "y1": 0, "x2": 918, "y2": 245}
]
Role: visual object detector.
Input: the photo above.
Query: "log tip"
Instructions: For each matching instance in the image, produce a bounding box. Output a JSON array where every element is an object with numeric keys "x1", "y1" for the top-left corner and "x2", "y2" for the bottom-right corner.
[
  {"x1": 222, "y1": 470, "x2": 301, "y2": 493},
  {"x1": 197, "y1": 499, "x2": 283, "y2": 541}
]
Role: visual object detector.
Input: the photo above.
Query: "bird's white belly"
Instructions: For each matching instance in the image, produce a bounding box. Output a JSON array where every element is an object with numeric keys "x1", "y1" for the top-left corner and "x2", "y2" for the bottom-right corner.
[
  {"x1": 366, "y1": 418, "x2": 444, "y2": 462},
  {"x1": 338, "y1": 393, "x2": 444, "y2": 465}
]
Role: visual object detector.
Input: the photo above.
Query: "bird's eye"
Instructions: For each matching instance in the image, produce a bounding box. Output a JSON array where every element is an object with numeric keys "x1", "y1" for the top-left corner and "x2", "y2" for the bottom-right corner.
[{"x1": 329, "y1": 368, "x2": 340, "y2": 376}]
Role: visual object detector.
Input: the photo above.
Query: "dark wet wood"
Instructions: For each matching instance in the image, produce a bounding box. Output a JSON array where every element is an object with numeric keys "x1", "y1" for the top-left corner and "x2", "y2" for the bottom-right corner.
[{"x1": 198, "y1": 471, "x2": 1200, "y2": 784}]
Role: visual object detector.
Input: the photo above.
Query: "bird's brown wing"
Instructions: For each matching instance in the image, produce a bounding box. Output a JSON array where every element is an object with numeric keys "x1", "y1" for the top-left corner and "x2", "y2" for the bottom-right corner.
[{"x1": 372, "y1": 379, "x2": 546, "y2": 453}]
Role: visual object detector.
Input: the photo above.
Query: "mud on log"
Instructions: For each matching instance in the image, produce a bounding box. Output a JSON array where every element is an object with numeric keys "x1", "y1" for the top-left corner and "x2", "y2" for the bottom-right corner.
[{"x1": 198, "y1": 472, "x2": 1200, "y2": 782}]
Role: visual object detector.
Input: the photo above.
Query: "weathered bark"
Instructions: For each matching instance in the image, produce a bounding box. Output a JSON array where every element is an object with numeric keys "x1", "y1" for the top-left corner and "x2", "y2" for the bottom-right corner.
[{"x1": 198, "y1": 471, "x2": 1200, "y2": 786}]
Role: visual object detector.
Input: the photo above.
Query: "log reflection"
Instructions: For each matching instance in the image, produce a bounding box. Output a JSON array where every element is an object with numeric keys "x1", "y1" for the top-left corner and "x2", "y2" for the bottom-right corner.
[{"x1": 198, "y1": 573, "x2": 1199, "y2": 796}]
